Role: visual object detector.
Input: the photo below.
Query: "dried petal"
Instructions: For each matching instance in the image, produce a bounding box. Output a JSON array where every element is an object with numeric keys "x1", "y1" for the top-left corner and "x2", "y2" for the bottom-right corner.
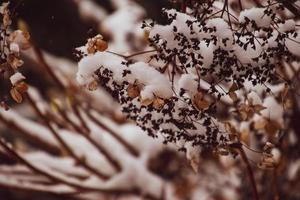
[
  {"x1": 194, "y1": 92, "x2": 210, "y2": 110},
  {"x1": 10, "y1": 88, "x2": 23, "y2": 103},
  {"x1": 15, "y1": 81, "x2": 28, "y2": 93},
  {"x1": 87, "y1": 80, "x2": 98, "y2": 91},
  {"x1": 229, "y1": 82, "x2": 238, "y2": 92},
  {"x1": 8, "y1": 55, "x2": 24, "y2": 69},
  {"x1": 140, "y1": 98, "x2": 153, "y2": 106},
  {"x1": 229, "y1": 91, "x2": 238, "y2": 102},
  {"x1": 253, "y1": 104, "x2": 266, "y2": 113},
  {"x1": 264, "y1": 120, "x2": 281, "y2": 136},
  {"x1": 127, "y1": 84, "x2": 140, "y2": 98},
  {"x1": 153, "y1": 98, "x2": 164, "y2": 110}
]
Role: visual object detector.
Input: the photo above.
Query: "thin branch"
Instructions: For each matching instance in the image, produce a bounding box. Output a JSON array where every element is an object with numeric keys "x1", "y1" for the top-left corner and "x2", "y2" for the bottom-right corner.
[
  {"x1": 85, "y1": 107, "x2": 140, "y2": 157},
  {"x1": 0, "y1": 139, "x2": 160, "y2": 200},
  {"x1": 234, "y1": 144, "x2": 260, "y2": 200},
  {"x1": 26, "y1": 93, "x2": 110, "y2": 180},
  {"x1": 71, "y1": 104, "x2": 122, "y2": 172}
]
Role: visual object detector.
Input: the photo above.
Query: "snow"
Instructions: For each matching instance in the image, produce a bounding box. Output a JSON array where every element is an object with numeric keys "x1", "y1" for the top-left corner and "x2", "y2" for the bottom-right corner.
[
  {"x1": 10, "y1": 42, "x2": 20, "y2": 53},
  {"x1": 234, "y1": 36, "x2": 263, "y2": 64},
  {"x1": 129, "y1": 62, "x2": 173, "y2": 99},
  {"x1": 278, "y1": 19, "x2": 296, "y2": 32},
  {"x1": 261, "y1": 96, "x2": 283, "y2": 124},
  {"x1": 286, "y1": 30, "x2": 300, "y2": 57},
  {"x1": 178, "y1": 74, "x2": 198, "y2": 96},
  {"x1": 77, "y1": 52, "x2": 173, "y2": 99},
  {"x1": 239, "y1": 7, "x2": 272, "y2": 29},
  {"x1": 0, "y1": 109, "x2": 60, "y2": 148},
  {"x1": 77, "y1": 51, "x2": 126, "y2": 86},
  {"x1": 10, "y1": 72, "x2": 25, "y2": 85},
  {"x1": 77, "y1": 0, "x2": 107, "y2": 22},
  {"x1": 101, "y1": 2, "x2": 145, "y2": 53}
]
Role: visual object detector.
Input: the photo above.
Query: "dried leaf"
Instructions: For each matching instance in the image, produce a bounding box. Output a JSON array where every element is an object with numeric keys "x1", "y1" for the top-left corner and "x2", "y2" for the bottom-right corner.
[
  {"x1": 254, "y1": 118, "x2": 267, "y2": 130},
  {"x1": 194, "y1": 92, "x2": 210, "y2": 110},
  {"x1": 253, "y1": 104, "x2": 266, "y2": 113},
  {"x1": 153, "y1": 98, "x2": 164, "y2": 110},
  {"x1": 224, "y1": 122, "x2": 237, "y2": 135},
  {"x1": 240, "y1": 129, "x2": 250, "y2": 145},
  {"x1": 140, "y1": 98, "x2": 153, "y2": 106},
  {"x1": 263, "y1": 142, "x2": 275, "y2": 152},
  {"x1": 229, "y1": 82, "x2": 238, "y2": 92},
  {"x1": 87, "y1": 35, "x2": 108, "y2": 54},
  {"x1": 264, "y1": 120, "x2": 281, "y2": 136},
  {"x1": 217, "y1": 147, "x2": 229, "y2": 156},
  {"x1": 87, "y1": 80, "x2": 98, "y2": 91},
  {"x1": 8, "y1": 55, "x2": 24, "y2": 69},
  {"x1": 229, "y1": 91, "x2": 238, "y2": 102},
  {"x1": 237, "y1": 103, "x2": 254, "y2": 120},
  {"x1": 15, "y1": 81, "x2": 28, "y2": 93},
  {"x1": 95, "y1": 39, "x2": 108, "y2": 52},
  {"x1": 10, "y1": 88, "x2": 23, "y2": 103},
  {"x1": 127, "y1": 84, "x2": 140, "y2": 98}
]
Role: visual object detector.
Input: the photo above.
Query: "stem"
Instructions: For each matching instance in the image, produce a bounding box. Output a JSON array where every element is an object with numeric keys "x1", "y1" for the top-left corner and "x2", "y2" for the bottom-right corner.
[
  {"x1": 26, "y1": 94, "x2": 110, "y2": 180},
  {"x1": 85, "y1": 108, "x2": 139, "y2": 157}
]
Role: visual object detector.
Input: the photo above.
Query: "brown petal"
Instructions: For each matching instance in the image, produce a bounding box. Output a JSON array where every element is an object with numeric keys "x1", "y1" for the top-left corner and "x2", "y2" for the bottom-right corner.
[
  {"x1": 140, "y1": 98, "x2": 153, "y2": 106},
  {"x1": 8, "y1": 55, "x2": 24, "y2": 69},
  {"x1": 194, "y1": 92, "x2": 210, "y2": 110},
  {"x1": 264, "y1": 120, "x2": 281, "y2": 136},
  {"x1": 153, "y1": 98, "x2": 164, "y2": 110},
  {"x1": 87, "y1": 80, "x2": 98, "y2": 91},
  {"x1": 95, "y1": 39, "x2": 108, "y2": 52},
  {"x1": 253, "y1": 104, "x2": 266, "y2": 113},
  {"x1": 229, "y1": 82, "x2": 238, "y2": 92},
  {"x1": 127, "y1": 84, "x2": 140, "y2": 98},
  {"x1": 10, "y1": 88, "x2": 23, "y2": 103},
  {"x1": 15, "y1": 81, "x2": 28, "y2": 93},
  {"x1": 229, "y1": 91, "x2": 238, "y2": 102}
]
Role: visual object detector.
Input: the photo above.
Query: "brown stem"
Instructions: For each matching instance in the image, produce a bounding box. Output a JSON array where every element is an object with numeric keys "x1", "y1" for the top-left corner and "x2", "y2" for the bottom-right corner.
[
  {"x1": 26, "y1": 93, "x2": 110, "y2": 180},
  {"x1": 85, "y1": 108, "x2": 139, "y2": 157},
  {"x1": 0, "y1": 139, "x2": 159, "y2": 200},
  {"x1": 0, "y1": 114, "x2": 60, "y2": 154},
  {"x1": 72, "y1": 105, "x2": 122, "y2": 172},
  {"x1": 30, "y1": 41, "x2": 65, "y2": 90}
]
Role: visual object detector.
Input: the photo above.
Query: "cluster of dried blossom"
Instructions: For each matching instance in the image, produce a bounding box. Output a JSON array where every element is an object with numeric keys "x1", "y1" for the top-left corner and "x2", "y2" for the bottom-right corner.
[{"x1": 0, "y1": 2, "x2": 30, "y2": 108}]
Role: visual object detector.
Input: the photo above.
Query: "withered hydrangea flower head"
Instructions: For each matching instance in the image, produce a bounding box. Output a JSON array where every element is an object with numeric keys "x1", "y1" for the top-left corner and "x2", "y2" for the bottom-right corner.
[{"x1": 76, "y1": 0, "x2": 300, "y2": 153}]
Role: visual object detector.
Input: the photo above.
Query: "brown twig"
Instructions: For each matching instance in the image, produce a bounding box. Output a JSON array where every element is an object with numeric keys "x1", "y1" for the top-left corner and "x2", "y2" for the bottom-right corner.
[
  {"x1": 234, "y1": 143, "x2": 260, "y2": 200},
  {"x1": 85, "y1": 107, "x2": 140, "y2": 157},
  {"x1": 0, "y1": 139, "x2": 159, "y2": 200},
  {"x1": 71, "y1": 104, "x2": 122, "y2": 172},
  {"x1": 0, "y1": 114, "x2": 61, "y2": 154},
  {"x1": 26, "y1": 93, "x2": 110, "y2": 180}
]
